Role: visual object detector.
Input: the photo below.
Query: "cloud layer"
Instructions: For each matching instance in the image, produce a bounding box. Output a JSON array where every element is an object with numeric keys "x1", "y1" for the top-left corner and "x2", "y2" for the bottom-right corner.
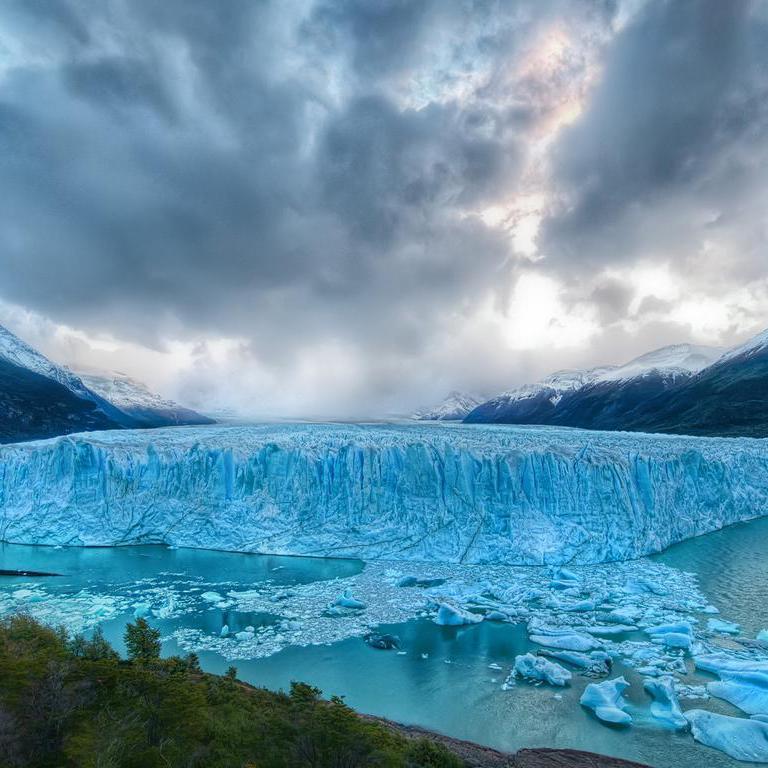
[{"x1": 0, "y1": 0, "x2": 766, "y2": 415}]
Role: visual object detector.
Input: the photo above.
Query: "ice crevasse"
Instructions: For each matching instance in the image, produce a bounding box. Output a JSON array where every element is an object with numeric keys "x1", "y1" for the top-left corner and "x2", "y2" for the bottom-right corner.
[{"x1": 0, "y1": 422, "x2": 767, "y2": 566}]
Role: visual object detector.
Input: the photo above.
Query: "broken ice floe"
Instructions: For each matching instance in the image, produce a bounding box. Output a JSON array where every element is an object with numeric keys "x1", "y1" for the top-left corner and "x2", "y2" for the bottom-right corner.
[{"x1": 5, "y1": 554, "x2": 768, "y2": 762}]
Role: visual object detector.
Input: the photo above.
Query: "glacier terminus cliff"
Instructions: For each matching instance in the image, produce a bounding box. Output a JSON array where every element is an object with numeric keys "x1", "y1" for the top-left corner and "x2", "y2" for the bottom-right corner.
[{"x1": 0, "y1": 422, "x2": 766, "y2": 565}]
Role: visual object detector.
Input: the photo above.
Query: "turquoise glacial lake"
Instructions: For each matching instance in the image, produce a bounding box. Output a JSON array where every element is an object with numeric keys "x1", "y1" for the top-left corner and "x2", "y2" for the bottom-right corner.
[{"x1": 3, "y1": 517, "x2": 768, "y2": 768}]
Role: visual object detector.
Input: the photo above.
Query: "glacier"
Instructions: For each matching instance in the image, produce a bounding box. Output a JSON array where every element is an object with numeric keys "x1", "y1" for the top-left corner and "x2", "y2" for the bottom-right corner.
[{"x1": 1, "y1": 422, "x2": 767, "y2": 565}]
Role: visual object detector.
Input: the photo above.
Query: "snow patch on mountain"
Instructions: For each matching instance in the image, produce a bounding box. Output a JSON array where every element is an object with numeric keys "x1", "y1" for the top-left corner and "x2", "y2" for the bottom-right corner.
[
  {"x1": 78, "y1": 370, "x2": 187, "y2": 413},
  {"x1": 718, "y1": 328, "x2": 768, "y2": 363},
  {"x1": 0, "y1": 324, "x2": 92, "y2": 400},
  {"x1": 495, "y1": 343, "x2": 723, "y2": 405},
  {"x1": 412, "y1": 391, "x2": 484, "y2": 421}
]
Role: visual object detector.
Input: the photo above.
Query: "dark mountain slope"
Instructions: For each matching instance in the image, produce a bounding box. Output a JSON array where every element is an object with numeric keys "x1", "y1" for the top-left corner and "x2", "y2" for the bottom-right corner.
[
  {"x1": 0, "y1": 357, "x2": 121, "y2": 443},
  {"x1": 624, "y1": 343, "x2": 768, "y2": 437}
]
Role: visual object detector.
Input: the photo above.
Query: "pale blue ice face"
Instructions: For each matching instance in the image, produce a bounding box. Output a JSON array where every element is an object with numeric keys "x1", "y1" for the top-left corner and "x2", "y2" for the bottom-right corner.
[{"x1": 2, "y1": 422, "x2": 767, "y2": 565}]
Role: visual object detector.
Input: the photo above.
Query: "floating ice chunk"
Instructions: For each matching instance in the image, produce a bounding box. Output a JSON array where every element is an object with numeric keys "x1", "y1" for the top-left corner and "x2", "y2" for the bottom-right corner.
[
  {"x1": 220, "y1": 625, "x2": 229, "y2": 637},
  {"x1": 488, "y1": 662, "x2": 503, "y2": 671},
  {"x1": 677, "y1": 684, "x2": 709, "y2": 700},
  {"x1": 607, "y1": 605, "x2": 642, "y2": 624},
  {"x1": 645, "y1": 621, "x2": 692, "y2": 636},
  {"x1": 512, "y1": 653, "x2": 571, "y2": 686},
  {"x1": 695, "y1": 654, "x2": 768, "y2": 676},
  {"x1": 12, "y1": 588, "x2": 40, "y2": 601},
  {"x1": 708, "y1": 671, "x2": 768, "y2": 716},
  {"x1": 580, "y1": 677, "x2": 632, "y2": 725},
  {"x1": 560, "y1": 599, "x2": 596, "y2": 613},
  {"x1": 549, "y1": 580, "x2": 578, "y2": 591},
  {"x1": 757, "y1": 630, "x2": 768, "y2": 648},
  {"x1": 643, "y1": 676, "x2": 687, "y2": 730},
  {"x1": 484, "y1": 610, "x2": 510, "y2": 622},
  {"x1": 235, "y1": 630, "x2": 255, "y2": 641},
  {"x1": 551, "y1": 567, "x2": 579, "y2": 582},
  {"x1": 200, "y1": 591, "x2": 223, "y2": 603},
  {"x1": 702, "y1": 605, "x2": 720, "y2": 614},
  {"x1": 333, "y1": 589, "x2": 366, "y2": 610},
  {"x1": 625, "y1": 579, "x2": 667, "y2": 596},
  {"x1": 584, "y1": 625, "x2": 637, "y2": 636},
  {"x1": 132, "y1": 602, "x2": 151, "y2": 619},
  {"x1": 646, "y1": 622, "x2": 693, "y2": 651},
  {"x1": 435, "y1": 602, "x2": 483, "y2": 626},
  {"x1": 530, "y1": 628, "x2": 602, "y2": 652},
  {"x1": 539, "y1": 649, "x2": 612, "y2": 676},
  {"x1": 708, "y1": 618, "x2": 740, "y2": 635},
  {"x1": 686, "y1": 710, "x2": 768, "y2": 762}
]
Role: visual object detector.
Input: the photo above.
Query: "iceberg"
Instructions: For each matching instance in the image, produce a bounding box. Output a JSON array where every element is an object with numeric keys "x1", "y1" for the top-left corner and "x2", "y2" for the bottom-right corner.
[
  {"x1": 333, "y1": 589, "x2": 366, "y2": 610},
  {"x1": 580, "y1": 677, "x2": 633, "y2": 725},
  {"x1": 686, "y1": 710, "x2": 768, "y2": 762},
  {"x1": 434, "y1": 602, "x2": 483, "y2": 626},
  {"x1": 1, "y1": 423, "x2": 767, "y2": 566},
  {"x1": 529, "y1": 628, "x2": 602, "y2": 652},
  {"x1": 708, "y1": 670, "x2": 768, "y2": 716},
  {"x1": 643, "y1": 676, "x2": 687, "y2": 730},
  {"x1": 707, "y1": 618, "x2": 740, "y2": 635},
  {"x1": 512, "y1": 653, "x2": 571, "y2": 686}
]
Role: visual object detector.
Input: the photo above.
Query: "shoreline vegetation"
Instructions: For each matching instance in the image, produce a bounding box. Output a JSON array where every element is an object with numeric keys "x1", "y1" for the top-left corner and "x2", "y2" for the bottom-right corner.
[{"x1": 0, "y1": 614, "x2": 649, "y2": 768}]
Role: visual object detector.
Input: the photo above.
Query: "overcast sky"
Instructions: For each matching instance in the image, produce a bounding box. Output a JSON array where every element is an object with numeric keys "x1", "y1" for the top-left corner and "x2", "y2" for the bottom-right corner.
[{"x1": 1, "y1": 0, "x2": 767, "y2": 417}]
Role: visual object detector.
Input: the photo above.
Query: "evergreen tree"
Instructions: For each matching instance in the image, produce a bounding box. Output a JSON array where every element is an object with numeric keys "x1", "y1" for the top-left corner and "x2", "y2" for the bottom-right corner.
[{"x1": 123, "y1": 618, "x2": 161, "y2": 663}]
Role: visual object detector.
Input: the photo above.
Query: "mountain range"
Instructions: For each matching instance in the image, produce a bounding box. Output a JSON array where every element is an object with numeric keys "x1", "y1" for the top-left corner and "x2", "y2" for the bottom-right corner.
[
  {"x1": 463, "y1": 329, "x2": 768, "y2": 437},
  {"x1": 0, "y1": 324, "x2": 212, "y2": 443}
]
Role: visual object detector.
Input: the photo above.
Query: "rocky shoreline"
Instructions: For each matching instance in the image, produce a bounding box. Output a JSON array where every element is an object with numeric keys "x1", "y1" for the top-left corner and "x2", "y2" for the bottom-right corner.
[{"x1": 361, "y1": 714, "x2": 651, "y2": 767}]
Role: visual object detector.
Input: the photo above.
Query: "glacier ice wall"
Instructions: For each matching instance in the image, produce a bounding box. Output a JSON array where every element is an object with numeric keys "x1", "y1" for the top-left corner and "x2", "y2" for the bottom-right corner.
[{"x1": 1, "y1": 423, "x2": 767, "y2": 565}]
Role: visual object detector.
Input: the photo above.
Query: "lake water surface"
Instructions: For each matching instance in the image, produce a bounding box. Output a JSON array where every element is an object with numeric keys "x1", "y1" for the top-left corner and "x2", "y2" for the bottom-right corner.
[{"x1": 3, "y1": 518, "x2": 768, "y2": 768}]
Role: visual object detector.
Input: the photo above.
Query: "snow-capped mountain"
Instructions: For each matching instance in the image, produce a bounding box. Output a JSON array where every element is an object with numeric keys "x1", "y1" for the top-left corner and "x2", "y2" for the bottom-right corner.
[
  {"x1": 412, "y1": 391, "x2": 484, "y2": 421},
  {"x1": 622, "y1": 328, "x2": 768, "y2": 437},
  {"x1": 0, "y1": 325, "x2": 124, "y2": 442},
  {"x1": 78, "y1": 370, "x2": 213, "y2": 428},
  {"x1": 465, "y1": 341, "x2": 737, "y2": 433},
  {"x1": 0, "y1": 324, "x2": 95, "y2": 400},
  {"x1": 0, "y1": 324, "x2": 214, "y2": 443},
  {"x1": 467, "y1": 343, "x2": 722, "y2": 423}
]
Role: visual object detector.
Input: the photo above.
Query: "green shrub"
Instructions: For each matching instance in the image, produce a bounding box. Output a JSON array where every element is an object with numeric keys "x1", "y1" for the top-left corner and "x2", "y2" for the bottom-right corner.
[{"x1": 0, "y1": 615, "x2": 469, "y2": 768}]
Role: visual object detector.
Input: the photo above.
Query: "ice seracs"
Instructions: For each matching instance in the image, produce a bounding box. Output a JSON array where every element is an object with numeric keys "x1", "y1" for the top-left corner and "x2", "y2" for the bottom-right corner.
[{"x1": 2, "y1": 423, "x2": 767, "y2": 566}]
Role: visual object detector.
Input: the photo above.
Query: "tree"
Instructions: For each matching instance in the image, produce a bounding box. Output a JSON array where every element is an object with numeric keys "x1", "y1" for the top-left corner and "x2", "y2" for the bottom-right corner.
[
  {"x1": 69, "y1": 626, "x2": 118, "y2": 662},
  {"x1": 123, "y1": 619, "x2": 161, "y2": 664}
]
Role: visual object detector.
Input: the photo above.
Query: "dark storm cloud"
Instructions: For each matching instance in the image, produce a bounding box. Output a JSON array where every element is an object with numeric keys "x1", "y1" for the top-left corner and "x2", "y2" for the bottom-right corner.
[
  {"x1": 1, "y1": 0, "x2": 766, "y2": 413},
  {"x1": 0, "y1": 0, "x2": 531, "y2": 356},
  {"x1": 540, "y1": 0, "x2": 768, "y2": 273}
]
